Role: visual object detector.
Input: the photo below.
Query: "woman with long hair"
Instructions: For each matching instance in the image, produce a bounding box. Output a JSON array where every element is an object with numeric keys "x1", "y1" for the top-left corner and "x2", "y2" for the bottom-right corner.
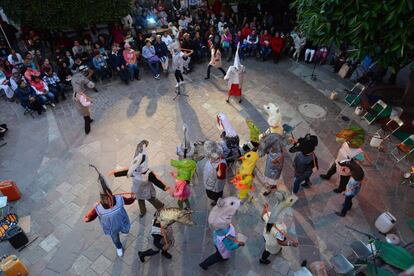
[{"x1": 205, "y1": 43, "x2": 226, "y2": 80}]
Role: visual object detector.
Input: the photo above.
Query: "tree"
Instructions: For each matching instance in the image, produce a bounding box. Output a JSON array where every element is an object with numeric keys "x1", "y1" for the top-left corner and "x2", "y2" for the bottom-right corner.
[
  {"x1": 291, "y1": 0, "x2": 414, "y2": 83},
  {"x1": 0, "y1": 0, "x2": 133, "y2": 30}
]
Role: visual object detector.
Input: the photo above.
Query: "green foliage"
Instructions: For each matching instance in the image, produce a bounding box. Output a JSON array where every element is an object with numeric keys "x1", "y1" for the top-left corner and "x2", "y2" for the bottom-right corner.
[
  {"x1": 291, "y1": 0, "x2": 414, "y2": 73},
  {"x1": 0, "y1": 0, "x2": 133, "y2": 30}
]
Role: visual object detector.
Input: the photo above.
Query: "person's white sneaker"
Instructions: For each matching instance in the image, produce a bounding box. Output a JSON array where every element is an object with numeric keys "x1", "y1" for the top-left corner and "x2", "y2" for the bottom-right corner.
[
  {"x1": 175, "y1": 83, "x2": 180, "y2": 88},
  {"x1": 180, "y1": 81, "x2": 185, "y2": 85},
  {"x1": 42, "y1": 105, "x2": 47, "y2": 110},
  {"x1": 50, "y1": 103, "x2": 56, "y2": 107},
  {"x1": 116, "y1": 248, "x2": 123, "y2": 257}
]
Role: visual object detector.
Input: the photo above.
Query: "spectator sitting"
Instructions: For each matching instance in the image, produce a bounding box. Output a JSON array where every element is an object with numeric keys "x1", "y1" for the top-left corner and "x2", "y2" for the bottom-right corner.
[
  {"x1": 10, "y1": 68, "x2": 25, "y2": 93},
  {"x1": 292, "y1": 32, "x2": 306, "y2": 61},
  {"x1": 24, "y1": 52, "x2": 38, "y2": 69},
  {"x1": 122, "y1": 42, "x2": 140, "y2": 81},
  {"x1": 2, "y1": 59, "x2": 13, "y2": 78},
  {"x1": 92, "y1": 50, "x2": 111, "y2": 81},
  {"x1": 109, "y1": 44, "x2": 129, "y2": 85},
  {"x1": 241, "y1": 23, "x2": 252, "y2": 41},
  {"x1": 0, "y1": 41, "x2": 9, "y2": 59},
  {"x1": 0, "y1": 64, "x2": 13, "y2": 99},
  {"x1": 124, "y1": 29, "x2": 137, "y2": 49},
  {"x1": 181, "y1": 33, "x2": 197, "y2": 66},
  {"x1": 57, "y1": 61, "x2": 73, "y2": 87},
  {"x1": 83, "y1": 37, "x2": 94, "y2": 57},
  {"x1": 141, "y1": 38, "x2": 161, "y2": 80},
  {"x1": 271, "y1": 32, "x2": 284, "y2": 63},
  {"x1": 34, "y1": 49, "x2": 43, "y2": 69},
  {"x1": 15, "y1": 79, "x2": 44, "y2": 114},
  {"x1": 314, "y1": 46, "x2": 328, "y2": 64},
  {"x1": 168, "y1": 22, "x2": 179, "y2": 38},
  {"x1": 24, "y1": 67, "x2": 40, "y2": 83},
  {"x1": 40, "y1": 58, "x2": 53, "y2": 76},
  {"x1": 94, "y1": 42, "x2": 108, "y2": 58},
  {"x1": 304, "y1": 40, "x2": 316, "y2": 63},
  {"x1": 178, "y1": 15, "x2": 188, "y2": 30},
  {"x1": 98, "y1": 34, "x2": 110, "y2": 51},
  {"x1": 193, "y1": 31, "x2": 205, "y2": 62},
  {"x1": 7, "y1": 49, "x2": 24, "y2": 69},
  {"x1": 221, "y1": 28, "x2": 232, "y2": 60},
  {"x1": 162, "y1": 31, "x2": 173, "y2": 48},
  {"x1": 259, "y1": 30, "x2": 272, "y2": 61},
  {"x1": 136, "y1": 33, "x2": 146, "y2": 53},
  {"x1": 65, "y1": 51, "x2": 75, "y2": 68},
  {"x1": 71, "y1": 57, "x2": 95, "y2": 82},
  {"x1": 245, "y1": 29, "x2": 259, "y2": 57},
  {"x1": 72, "y1": 40, "x2": 86, "y2": 58},
  {"x1": 43, "y1": 67, "x2": 66, "y2": 101},
  {"x1": 154, "y1": 35, "x2": 169, "y2": 73},
  {"x1": 30, "y1": 75, "x2": 56, "y2": 106}
]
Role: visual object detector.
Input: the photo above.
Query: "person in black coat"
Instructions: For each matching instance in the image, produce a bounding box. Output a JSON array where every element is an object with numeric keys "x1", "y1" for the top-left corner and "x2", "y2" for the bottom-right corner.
[
  {"x1": 108, "y1": 44, "x2": 129, "y2": 84},
  {"x1": 15, "y1": 79, "x2": 44, "y2": 114},
  {"x1": 153, "y1": 35, "x2": 169, "y2": 73}
]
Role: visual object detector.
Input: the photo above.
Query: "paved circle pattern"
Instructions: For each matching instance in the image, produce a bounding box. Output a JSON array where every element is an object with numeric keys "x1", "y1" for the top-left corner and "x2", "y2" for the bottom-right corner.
[{"x1": 298, "y1": 103, "x2": 327, "y2": 119}]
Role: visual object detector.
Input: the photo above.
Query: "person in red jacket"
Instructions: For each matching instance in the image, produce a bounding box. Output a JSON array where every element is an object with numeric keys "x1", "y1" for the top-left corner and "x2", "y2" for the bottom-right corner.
[
  {"x1": 241, "y1": 23, "x2": 252, "y2": 41},
  {"x1": 271, "y1": 32, "x2": 284, "y2": 63},
  {"x1": 259, "y1": 30, "x2": 272, "y2": 61}
]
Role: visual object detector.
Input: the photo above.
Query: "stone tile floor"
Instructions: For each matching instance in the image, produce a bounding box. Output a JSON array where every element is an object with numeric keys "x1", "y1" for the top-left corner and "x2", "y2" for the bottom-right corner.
[{"x1": 0, "y1": 57, "x2": 413, "y2": 275}]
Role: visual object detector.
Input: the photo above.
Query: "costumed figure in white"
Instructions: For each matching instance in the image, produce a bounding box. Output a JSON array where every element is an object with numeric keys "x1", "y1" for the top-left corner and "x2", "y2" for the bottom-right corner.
[{"x1": 224, "y1": 43, "x2": 246, "y2": 103}]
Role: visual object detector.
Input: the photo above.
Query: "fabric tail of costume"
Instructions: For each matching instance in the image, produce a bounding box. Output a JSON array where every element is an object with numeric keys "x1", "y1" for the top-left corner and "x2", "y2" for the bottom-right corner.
[{"x1": 90, "y1": 164, "x2": 114, "y2": 206}]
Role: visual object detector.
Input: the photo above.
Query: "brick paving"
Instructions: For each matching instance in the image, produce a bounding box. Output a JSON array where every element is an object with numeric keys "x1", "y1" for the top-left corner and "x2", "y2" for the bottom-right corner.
[{"x1": 0, "y1": 58, "x2": 413, "y2": 275}]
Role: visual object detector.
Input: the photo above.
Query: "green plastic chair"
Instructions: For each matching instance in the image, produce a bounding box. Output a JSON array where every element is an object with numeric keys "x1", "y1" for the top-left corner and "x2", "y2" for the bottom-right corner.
[
  {"x1": 363, "y1": 100, "x2": 392, "y2": 125},
  {"x1": 374, "y1": 239, "x2": 414, "y2": 271}
]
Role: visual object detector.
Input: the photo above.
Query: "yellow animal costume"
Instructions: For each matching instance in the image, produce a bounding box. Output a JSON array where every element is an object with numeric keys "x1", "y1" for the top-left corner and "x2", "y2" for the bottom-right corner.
[{"x1": 231, "y1": 151, "x2": 259, "y2": 200}]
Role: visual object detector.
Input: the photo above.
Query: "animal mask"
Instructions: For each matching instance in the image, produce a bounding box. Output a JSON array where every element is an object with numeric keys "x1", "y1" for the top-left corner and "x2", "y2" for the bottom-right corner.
[
  {"x1": 177, "y1": 124, "x2": 195, "y2": 159},
  {"x1": 289, "y1": 134, "x2": 318, "y2": 154},
  {"x1": 204, "y1": 140, "x2": 223, "y2": 161},
  {"x1": 264, "y1": 103, "x2": 282, "y2": 127},
  {"x1": 170, "y1": 159, "x2": 197, "y2": 181},
  {"x1": 156, "y1": 207, "x2": 195, "y2": 228},
  {"x1": 208, "y1": 196, "x2": 241, "y2": 230},
  {"x1": 336, "y1": 126, "x2": 365, "y2": 148},
  {"x1": 239, "y1": 151, "x2": 259, "y2": 176},
  {"x1": 127, "y1": 140, "x2": 149, "y2": 177},
  {"x1": 258, "y1": 133, "x2": 284, "y2": 157},
  {"x1": 338, "y1": 159, "x2": 364, "y2": 181},
  {"x1": 268, "y1": 191, "x2": 298, "y2": 224},
  {"x1": 246, "y1": 119, "x2": 260, "y2": 145}
]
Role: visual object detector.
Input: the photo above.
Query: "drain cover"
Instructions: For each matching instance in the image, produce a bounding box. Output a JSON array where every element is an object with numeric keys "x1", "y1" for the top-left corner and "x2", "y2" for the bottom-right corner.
[{"x1": 298, "y1": 103, "x2": 326, "y2": 119}]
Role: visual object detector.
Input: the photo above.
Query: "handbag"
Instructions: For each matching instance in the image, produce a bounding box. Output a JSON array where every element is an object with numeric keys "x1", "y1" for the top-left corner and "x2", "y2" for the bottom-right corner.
[{"x1": 149, "y1": 55, "x2": 160, "y2": 63}]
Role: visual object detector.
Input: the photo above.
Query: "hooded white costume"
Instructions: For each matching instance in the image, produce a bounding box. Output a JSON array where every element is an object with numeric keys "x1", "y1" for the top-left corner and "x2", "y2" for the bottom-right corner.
[
  {"x1": 224, "y1": 43, "x2": 246, "y2": 100},
  {"x1": 216, "y1": 113, "x2": 240, "y2": 162}
]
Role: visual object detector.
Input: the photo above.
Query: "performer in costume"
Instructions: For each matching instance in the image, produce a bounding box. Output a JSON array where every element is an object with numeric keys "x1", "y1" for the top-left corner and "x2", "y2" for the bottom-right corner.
[
  {"x1": 110, "y1": 140, "x2": 169, "y2": 217},
  {"x1": 199, "y1": 196, "x2": 245, "y2": 270},
  {"x1": 83, "y1": 165, "x2": 134, "y2": 257},
  {"x1": 138, "y1": 207, "x2": 195, "y2": 261},
  {"x1": 73, "y1": 89, "x2": 93, "y2": 134},
  {"x1": 320, "y1": 126, "x2": 369, "y2": 193},
  {"x1": 231, "y1": 151, "x2": 259, "y2": 201},
  {"x1": 260, "y1": 200, "x2": 299, "y2": 264},
  {"x1": 335, "y1": 159, "x2": 364, "y2": 217},
  {"x1": 203, "y1": 141, "x2": 227, "y2": 206},
  {"x1": 216, "y1": 112, "x2": 241, "y2": 164},
  {"x1": 169, "y1": 158, "x2": 196, "y2": 209},
  {"x1": 289, "y1": 134, "x2": 319, "y2": 194},
  {"x1": 172, "y1": 47, "x2": 193, "y2": 87},
  {"x1": 224, "y1": 43, "x2": 246, "y2": 103}
]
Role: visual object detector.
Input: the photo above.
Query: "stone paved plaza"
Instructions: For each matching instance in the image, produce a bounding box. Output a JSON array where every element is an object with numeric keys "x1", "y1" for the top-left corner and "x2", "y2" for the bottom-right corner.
[{"x1": 0, "y1": 58, "x2": 413, "y2": 275}]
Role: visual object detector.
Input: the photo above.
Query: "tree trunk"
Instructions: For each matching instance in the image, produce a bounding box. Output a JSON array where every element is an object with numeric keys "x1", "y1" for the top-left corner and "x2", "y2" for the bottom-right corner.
[{"x1": 402, "y1": 70, "x2": 414, "y2": 107}]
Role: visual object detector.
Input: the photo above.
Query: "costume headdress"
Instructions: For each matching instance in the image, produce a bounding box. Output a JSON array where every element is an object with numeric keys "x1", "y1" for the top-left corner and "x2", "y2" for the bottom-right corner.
[
  {"x1": 127, "y1": 140, "x2": 149, "y2": 177},
  {"x1": 336, "y1": 126, "x2": 365, "y2": 148},
  {"x1": 216, "y1": 112, "x2": 237, "y2": 137},
  {"x1": 90, "y1": 164, "x2": 114, "y2": 207},
  {"x1": 233, "y1": 42, "x2": 242, "y2": 69}
]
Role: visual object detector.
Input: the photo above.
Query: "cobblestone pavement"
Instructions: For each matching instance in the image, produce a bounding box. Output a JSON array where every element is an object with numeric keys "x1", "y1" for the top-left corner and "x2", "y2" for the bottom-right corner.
[{"x1": 0, "y1": 58, "x2": 413, "y2": 276}]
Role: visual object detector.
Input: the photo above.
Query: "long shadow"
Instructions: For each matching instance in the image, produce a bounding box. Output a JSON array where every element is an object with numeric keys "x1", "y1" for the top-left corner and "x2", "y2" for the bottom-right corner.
[
  {"x1": 126, "y1": 94, "x2": 143, "y2": 118},
  {"x1": 175, "y1": 85, "x2": 208, "y2": 142},
  {"x1": 238, "y1": 97, "x2": 268, "y2": 131}
]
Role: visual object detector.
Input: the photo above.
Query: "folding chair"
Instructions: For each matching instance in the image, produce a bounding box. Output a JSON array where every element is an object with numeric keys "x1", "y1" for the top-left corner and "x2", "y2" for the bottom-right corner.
[
  {"x1": 375, "y1": 116, "x2": 404, "y2": 141},
  {"x1": 391, "y1": 135, "x2": 414, "y2": 163},
  {"x1": 336, "y1": 83, "x2": 366, "y2": 121},
  {"x1": 330, "y1": 254, "x2": 354, "y2": 275},
  {"x1": 362, "y1": 100, "x2": 390, "y2": 125}
]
